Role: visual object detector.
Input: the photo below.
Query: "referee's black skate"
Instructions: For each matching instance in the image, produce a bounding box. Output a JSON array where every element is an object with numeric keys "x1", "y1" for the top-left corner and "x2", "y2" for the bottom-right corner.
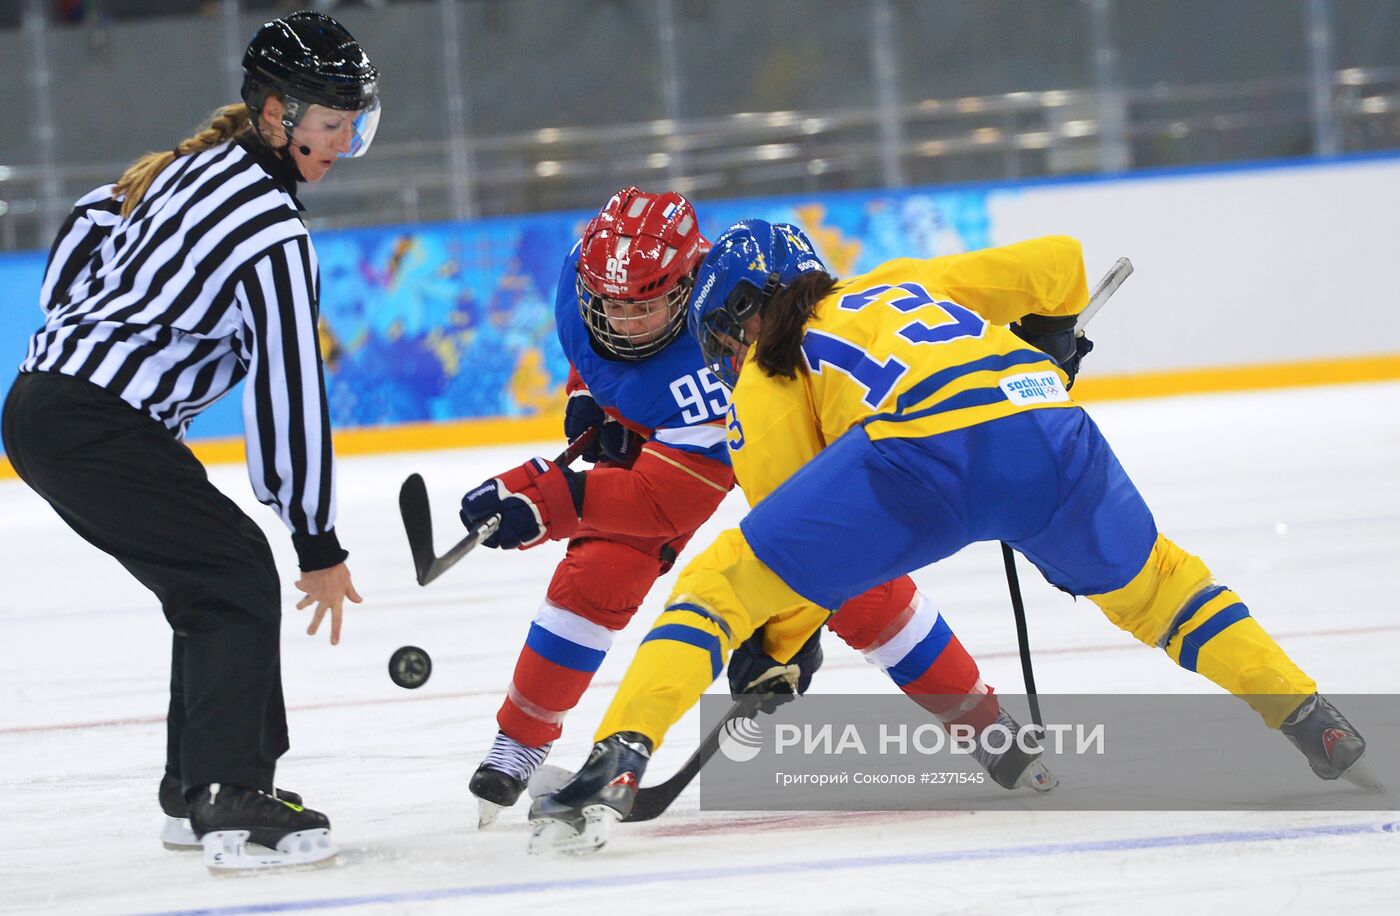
[
  {"x1": 159, "y1": 773, "x2": 304, "y2": 850},
  {"x1": 470, "y1": 731, "x2": 552, "y2": 828},
  {"x1": 527, "y1": 731, "x2": 651, "y2": 855},
  {"x1": 1281, "y1": 694, "x2": 1381, "y2": 790},
  {"x1": 189, "y1": 783, "x2": 336, "y2": 874},
  {"x1": 971, "y1": 709, "x2": 1058, "y2": 792}
]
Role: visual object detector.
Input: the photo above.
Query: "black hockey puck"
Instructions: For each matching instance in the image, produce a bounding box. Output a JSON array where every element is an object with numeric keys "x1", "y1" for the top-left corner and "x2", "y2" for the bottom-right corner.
[{"x1": 389, "y1": 645, "x2": 432, "y2": 689}]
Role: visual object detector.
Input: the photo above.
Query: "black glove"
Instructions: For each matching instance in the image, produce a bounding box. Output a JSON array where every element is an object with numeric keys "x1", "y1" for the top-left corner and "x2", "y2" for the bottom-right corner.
[
  {"x1": 1010, "y1": 313, "x2": 1095, "y2": 389},
  {"x1": 728, "y1": 627, "x2": 823, "y2": 713},
  {"x1": 565, "y1": 389, "x2": 642, "y2": 465}
]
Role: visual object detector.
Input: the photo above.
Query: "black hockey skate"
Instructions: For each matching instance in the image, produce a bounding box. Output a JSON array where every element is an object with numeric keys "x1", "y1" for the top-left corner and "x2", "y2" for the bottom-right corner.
[
  {"x1": 1281, "y1": 694, "x2": 1380, "y2": 790},
  {"x1": 189, "y1": 783, "x2": 336, "y2": 874},
  {"x1": 470, "y1": 731, "x2": 552, "y2": 828},
  {"x1": 527, "y1": 731, "x2": 651, "y2": 855},
  {"x1": 159, "y1": 772, "x2": 304, "y2": 850},
  {"x1": 971, "y1": 709, "x2": 1058, "y2": 793}
]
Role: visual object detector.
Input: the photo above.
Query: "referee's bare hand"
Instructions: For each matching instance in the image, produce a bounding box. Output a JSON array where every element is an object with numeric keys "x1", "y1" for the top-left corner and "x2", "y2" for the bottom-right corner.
[{"x1": 295, "y1": 562, "x2": 364, "y2": 645}]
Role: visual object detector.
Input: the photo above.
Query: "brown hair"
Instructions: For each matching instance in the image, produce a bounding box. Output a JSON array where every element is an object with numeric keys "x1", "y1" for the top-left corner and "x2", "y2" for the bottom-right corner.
[
  {"x1": 754, "y1": 271, "x2": 840, "y2": 379},
  {"x1": 111, "y1": 103, "x2": 257, "y2": 217}
]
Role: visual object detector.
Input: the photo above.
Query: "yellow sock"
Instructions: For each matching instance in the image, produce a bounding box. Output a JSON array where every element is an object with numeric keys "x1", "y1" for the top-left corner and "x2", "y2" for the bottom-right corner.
[{"x1": 1091, "y1": 533, "x2": 1316, "y2": 727}]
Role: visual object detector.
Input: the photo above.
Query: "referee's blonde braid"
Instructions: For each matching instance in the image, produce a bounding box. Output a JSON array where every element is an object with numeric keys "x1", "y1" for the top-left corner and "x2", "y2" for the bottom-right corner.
[{"x1": 113, "y1": 103, "x2": 254, "y2": 217}]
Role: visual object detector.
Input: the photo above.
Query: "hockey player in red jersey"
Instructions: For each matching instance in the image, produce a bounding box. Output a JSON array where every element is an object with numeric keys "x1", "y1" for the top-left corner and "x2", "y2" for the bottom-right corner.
[
  {"x1": 460, "y1": 191, "x2": 1053, "y2": 830},
  {"x1": 460, "y1": 188, "x2": 735, "y2": 826}
]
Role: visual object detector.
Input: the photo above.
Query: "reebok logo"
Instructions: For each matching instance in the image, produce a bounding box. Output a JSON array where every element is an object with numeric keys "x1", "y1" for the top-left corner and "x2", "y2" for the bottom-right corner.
[{"x1": 693, "y1": 271, "x2": 717, "y2": 314}]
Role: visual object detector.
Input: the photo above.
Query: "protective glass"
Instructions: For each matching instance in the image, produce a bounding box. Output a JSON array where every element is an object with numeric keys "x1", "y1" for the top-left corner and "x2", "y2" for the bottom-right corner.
[
  {"x1": 344, "y1": 98, "x2": 381, "y2": 158},
  {"x1": 289, "y1": 96, "x2": 381, "y2": 159}
]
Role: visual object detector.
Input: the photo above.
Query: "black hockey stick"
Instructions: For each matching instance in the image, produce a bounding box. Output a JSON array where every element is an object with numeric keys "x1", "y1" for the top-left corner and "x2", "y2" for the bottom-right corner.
[
  {"x1": 398, "y1": 427, "x2": 599, "y2": 586},
  {"x1": 1000, "y1": 544, "x2": 1043, "y2": 729},
  {"x1": 1000, "y1": 256, "x2": 1134, "y2": 729},
  {"x1": 624, "y1": 692, "x2": 768, "y2": 822}
]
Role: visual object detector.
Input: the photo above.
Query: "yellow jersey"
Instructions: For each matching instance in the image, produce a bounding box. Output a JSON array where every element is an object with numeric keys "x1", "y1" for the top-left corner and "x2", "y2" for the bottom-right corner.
[{"x1": 727, "y1": 235, "x2": 1089, "y2": 504}]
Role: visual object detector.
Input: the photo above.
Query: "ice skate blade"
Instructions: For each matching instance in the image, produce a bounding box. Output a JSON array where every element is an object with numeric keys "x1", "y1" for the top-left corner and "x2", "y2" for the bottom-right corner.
[
  {"x1": 201, "y1": 828, "x2": 337, "y2": 875},
  {"x1": 527, "y1": 805, "x2": 620, "y2": 856},
  {"x1": 162, "y1": 815, "x2": 199, "y2": 851},
  {"x1": 1340, "y1": 757, "x2": 1385, "y2": 794},
  {"x1": 1015, "y1": 760, "x2": 1058, "y2": 794},
  {"x1": 527, "y1": 764, "x2": 574, "y2": 799},
  {"x1": 477, "y1": 798, "x2": 505, "y2": 829}
]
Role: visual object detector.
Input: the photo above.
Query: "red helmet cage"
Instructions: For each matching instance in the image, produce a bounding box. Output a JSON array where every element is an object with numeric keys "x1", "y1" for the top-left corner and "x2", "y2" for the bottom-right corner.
[{"x1": 576, "y1": 187, "x2": 709, "y2": 360}]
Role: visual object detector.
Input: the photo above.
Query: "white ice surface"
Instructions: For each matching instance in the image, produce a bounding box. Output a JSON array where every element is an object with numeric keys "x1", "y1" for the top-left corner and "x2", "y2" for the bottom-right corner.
[{"x1": 2, "y1": 383, "x2": 1398, "y2": 915}]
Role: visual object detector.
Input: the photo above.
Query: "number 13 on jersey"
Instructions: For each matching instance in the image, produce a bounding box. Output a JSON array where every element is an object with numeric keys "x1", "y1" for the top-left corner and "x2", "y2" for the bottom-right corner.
[{"x1": 801, "y1": 282, "x2": 986, "y2": 408}]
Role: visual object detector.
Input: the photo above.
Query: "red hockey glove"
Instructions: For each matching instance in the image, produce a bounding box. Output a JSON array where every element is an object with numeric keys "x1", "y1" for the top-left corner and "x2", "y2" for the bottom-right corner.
[{"x1": 460, "y1": 457, "x2": 586, "y2": 550}]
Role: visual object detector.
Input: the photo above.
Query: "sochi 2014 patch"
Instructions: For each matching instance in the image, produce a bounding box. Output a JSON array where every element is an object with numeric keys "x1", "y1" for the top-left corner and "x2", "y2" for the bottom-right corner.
[{"x1": 999, "y1": 370, "x2": 1069, "y2": 405}]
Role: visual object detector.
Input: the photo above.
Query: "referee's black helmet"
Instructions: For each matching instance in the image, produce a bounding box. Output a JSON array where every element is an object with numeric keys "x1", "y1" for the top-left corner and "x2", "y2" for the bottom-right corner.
[{"x1": 241, "y1": 11, "x2": 380, "y2": 154}]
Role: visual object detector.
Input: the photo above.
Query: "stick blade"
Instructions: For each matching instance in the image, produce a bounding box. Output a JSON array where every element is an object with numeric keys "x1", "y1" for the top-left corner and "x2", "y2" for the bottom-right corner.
[
  {"x1": 398, "y1": 473, "x2": 435, "y2": 586},
  {"x1": 626, "y1": 777, "x2": 684, "y2": 822},
  {"x1": 624, "y1": 694, "x2": 766, "y2": 822},
  {"x1": 418, "y1": 520, "x2": 494, "y2": 587}
]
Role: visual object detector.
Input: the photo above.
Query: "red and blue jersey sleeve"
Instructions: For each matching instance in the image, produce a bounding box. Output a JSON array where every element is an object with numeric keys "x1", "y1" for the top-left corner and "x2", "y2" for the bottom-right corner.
[{"x1": 552, "y1": 246, "x2": 735, "y2": 539}]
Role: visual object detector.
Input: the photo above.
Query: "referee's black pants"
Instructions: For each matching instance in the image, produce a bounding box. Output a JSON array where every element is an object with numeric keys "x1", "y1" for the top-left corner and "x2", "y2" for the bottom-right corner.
[{"x1": 3, "y1": 371, "x2": 288, "y2": 796}]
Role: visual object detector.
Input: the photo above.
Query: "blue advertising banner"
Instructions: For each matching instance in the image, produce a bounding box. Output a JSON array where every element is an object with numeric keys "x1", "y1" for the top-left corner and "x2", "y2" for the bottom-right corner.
[{"x1": 0, "y1": 186, "x2": 996, "y2": 451}]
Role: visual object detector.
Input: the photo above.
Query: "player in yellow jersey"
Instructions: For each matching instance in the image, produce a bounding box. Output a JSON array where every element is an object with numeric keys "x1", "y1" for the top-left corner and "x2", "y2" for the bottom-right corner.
[{"x1": 528, "y1": 220, "x2": 1371, "y2": 853}]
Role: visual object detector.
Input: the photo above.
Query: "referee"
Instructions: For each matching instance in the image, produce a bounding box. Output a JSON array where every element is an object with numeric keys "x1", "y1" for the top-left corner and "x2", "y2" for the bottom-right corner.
[{"x1": 2, "y1": 12, "x2": 379, "y2": 873}]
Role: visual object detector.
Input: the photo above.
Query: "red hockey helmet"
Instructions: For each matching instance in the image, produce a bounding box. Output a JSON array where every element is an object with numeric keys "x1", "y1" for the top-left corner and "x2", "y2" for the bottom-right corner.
[{"x1": 576, "y1": 187, "x2": 709, "y2": 360}]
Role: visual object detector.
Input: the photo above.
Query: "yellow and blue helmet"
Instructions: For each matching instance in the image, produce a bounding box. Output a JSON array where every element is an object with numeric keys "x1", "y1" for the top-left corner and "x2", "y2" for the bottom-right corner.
[{"x1": 687, "y1": 219, "x2": 826, "y2": 387}]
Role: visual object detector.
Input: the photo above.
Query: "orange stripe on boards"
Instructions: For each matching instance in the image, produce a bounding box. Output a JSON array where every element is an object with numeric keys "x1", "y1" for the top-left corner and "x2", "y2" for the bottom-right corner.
[
  {"x1": 328, "y1": 412, "x2": 564, "y2": 457},
  {"x1": 1071, "y1": 354, "x2": 1400, "y2": 402},
  {"x1": 2, "y1": 353, "x2": 1398, "y2": 479}
]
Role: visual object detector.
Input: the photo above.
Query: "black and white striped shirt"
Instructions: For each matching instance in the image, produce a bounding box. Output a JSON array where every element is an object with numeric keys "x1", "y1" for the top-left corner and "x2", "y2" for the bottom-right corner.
[{"x1": 21, "y1": 138, "x2": 345, "y2": 568}]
